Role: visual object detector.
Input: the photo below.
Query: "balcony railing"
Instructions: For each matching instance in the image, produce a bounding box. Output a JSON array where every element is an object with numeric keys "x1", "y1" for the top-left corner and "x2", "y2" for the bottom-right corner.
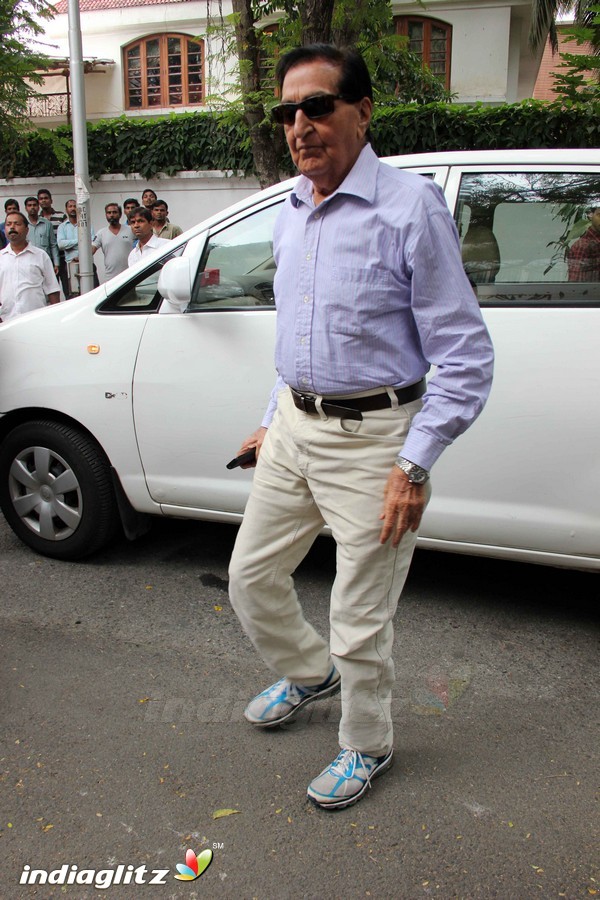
[{"x1": 27, "y1": 92, "x2": 71, "y2": 121}]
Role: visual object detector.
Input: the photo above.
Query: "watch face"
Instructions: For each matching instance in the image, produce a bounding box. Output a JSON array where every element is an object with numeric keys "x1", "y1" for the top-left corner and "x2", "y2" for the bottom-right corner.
[{"x1": 397, "y1": 459, "x2": 429, "y2": 483}]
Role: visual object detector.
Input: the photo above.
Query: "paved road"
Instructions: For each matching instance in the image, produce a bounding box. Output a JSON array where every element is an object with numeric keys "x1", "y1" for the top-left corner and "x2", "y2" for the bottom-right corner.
[{"x1": 0, "y1": 516, "x2": 598, "y2": 899}]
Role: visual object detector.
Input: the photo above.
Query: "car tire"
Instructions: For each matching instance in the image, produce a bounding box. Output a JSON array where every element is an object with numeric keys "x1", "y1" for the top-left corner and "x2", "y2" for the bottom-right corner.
[{"x1": 0, "y1": 420, "x2": 120, "y2": 560}]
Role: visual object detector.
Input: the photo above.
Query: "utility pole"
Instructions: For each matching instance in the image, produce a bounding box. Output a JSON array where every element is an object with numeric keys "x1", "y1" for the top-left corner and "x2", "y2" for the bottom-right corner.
[{"x1": 67, "y1": 0, "x2": 94, "y2": 294}]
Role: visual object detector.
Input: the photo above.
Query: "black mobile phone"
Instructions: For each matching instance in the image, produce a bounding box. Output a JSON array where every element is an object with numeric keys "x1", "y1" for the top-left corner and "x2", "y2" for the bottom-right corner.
[{"x1": 226, "y1": 447, "x2": 257, "y2": 469}]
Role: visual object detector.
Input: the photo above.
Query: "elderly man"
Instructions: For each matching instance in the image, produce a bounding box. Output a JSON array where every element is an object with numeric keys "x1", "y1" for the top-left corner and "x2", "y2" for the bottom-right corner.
[
  {"x1": 127, "y1": 207, "x2": 169, "y2": 266},
  {"x1": 228, "y1": 45, "x2": 494, "y2": 811},
  {"x1": 0, "y1": 212, "x2": 60, "y2": 322}
]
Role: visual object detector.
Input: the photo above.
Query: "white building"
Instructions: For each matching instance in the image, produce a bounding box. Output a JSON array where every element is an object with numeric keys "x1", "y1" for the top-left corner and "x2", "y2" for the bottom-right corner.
[{"x1": 29, "y1": 0, "x2": 544, "y2": 127}]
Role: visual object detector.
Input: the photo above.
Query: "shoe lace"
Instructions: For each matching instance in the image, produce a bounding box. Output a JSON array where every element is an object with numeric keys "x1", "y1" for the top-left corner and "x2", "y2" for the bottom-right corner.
[
  {"x1": 284, "y1": 682, "x2": 309, "y2": 703},
  {"x1": 331, "y1": 750, "x2": 374, "y2": 787}
]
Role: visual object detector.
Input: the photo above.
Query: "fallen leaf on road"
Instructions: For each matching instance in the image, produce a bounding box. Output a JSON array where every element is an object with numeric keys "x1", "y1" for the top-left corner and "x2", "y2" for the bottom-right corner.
[{"x1": 212, "y1": 809, "x2": 240, "y2": 819}]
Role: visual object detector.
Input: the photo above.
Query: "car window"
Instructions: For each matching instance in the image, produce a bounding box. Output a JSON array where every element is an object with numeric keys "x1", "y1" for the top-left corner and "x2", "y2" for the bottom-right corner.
[
  {"x1": 455, "y1": 172, "x2": 600, "y2": 306},
  {"x1": 188, "y1": 202, "x2": 283, "y2": 311},
  {"x1": 98, "y1": 243, "x2": 186, "y2": 314}
]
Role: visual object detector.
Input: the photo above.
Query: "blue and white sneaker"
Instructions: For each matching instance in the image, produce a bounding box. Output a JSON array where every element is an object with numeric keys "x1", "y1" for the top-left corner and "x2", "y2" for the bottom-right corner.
[
  {"x1": 244, "y1": 666, "x2": 340, "y2": 727},
  {"x1": 307, "y1": 748, "x2": 394, "y2": 810}
]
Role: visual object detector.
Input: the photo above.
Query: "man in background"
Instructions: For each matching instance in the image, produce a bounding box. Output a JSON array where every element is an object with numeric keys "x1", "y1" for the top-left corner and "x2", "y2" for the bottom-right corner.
[
  {"x1": 127, "y1": 207, "x2": 169, "y2": 266},
  {"x1": 24, "y1": 196, "x2": 59, "y2": 274},
  {"x1": 152, "y1": 200, "x2": 183, "y2": 240},
  {"x1": 567, "y1": 206, "x2": 600, "y2": 282},
  {"x1": 92, "y1": 203, "x2": 134, "y2": 280},
  {"x1": 141, "y1": 188, "x2": 157, "y2": 210},
  {"x1": 57, "y1": 200, "x2": 97, "y2": 297},
  {"x1": 123, "y1": 198, "x2": 139, "y2": 221},
  {"x1": 0, "y1": 212, "x2": 59, "y2": 322},
  {"x1": 0, "y1": 199, "x2": 20, "y2": 244},
  {"x1": 38, "y1": 188, "x2": 68, "y2": 297}
]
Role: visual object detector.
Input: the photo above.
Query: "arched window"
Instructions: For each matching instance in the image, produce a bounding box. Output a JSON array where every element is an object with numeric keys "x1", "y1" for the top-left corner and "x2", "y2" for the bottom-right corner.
[
  {"x1": 124, "y1": 34, "x2": 204, "y2": 110},
  {"x1": 395, "y1": 17, "x2": 451, "y2": 89}
]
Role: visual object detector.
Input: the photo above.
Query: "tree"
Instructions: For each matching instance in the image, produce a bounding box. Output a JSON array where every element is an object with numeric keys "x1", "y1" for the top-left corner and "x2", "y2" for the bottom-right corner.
[
  {"x1": 529, "y1": 0, "x2": 599, "y2": 54},
  {"x1": 552, "y1": 5, "x2": 600, "y2": 101},
  {"x1": 213, "y1": 0, "x2": 451, "y2": 188},
  {"x1": 0, "y1": 0, "x2": 56, "y2": 135}
]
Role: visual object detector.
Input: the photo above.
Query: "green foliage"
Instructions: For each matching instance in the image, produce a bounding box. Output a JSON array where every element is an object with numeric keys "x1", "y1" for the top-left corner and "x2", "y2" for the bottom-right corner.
[
  {"x1": 0, "y1": 1, "x2": 57, "y2": 133},
  {"x1": 552, "y1": 6, "x2": 600, "y2": 102},
  {"x1": 2, "y1": 100, "x2": 598, "y2": 181},
  {"x1": 371, "y1": 99, "x2": 600, "y2": 156}
]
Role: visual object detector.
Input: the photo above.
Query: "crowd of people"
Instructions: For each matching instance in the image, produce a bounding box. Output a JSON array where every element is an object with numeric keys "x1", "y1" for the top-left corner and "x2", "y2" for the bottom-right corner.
[{"x1": 0, "y1": 187, "x2": 182, "y2": 323}]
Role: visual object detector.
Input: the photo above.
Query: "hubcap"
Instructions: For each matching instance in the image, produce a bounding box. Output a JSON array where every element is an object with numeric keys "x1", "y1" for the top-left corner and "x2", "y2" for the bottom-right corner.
[{"x1": 8, "y1": 445, "x2": 83, "y2": 541}]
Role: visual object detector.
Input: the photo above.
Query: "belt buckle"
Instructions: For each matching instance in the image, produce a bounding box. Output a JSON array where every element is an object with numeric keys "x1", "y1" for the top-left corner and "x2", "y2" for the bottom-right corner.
[{"x1": 296, "y1": 392, "x2": 313, "y2": 413}]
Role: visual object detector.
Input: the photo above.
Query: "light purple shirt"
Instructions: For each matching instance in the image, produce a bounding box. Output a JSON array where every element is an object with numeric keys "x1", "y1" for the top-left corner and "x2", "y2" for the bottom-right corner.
[{"x1": 264, "y1": 144, "x2": 494, "y2": 471}]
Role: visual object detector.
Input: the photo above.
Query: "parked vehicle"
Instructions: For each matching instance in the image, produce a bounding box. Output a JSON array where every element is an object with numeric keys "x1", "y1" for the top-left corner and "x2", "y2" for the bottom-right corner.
[{"x1": 0, "y1": 150, "x2": 598, "y2": 569}]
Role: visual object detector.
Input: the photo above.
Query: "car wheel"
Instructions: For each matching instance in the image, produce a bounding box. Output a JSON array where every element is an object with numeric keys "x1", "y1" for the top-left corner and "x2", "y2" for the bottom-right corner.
[{"x1": 0, "y1": 420, "x2": 120, "y2": 560}]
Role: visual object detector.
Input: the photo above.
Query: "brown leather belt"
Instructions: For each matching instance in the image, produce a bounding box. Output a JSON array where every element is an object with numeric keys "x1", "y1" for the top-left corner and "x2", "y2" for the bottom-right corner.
[{"x1": 290, "y1": 379, "x2": 426, "y2": 421}]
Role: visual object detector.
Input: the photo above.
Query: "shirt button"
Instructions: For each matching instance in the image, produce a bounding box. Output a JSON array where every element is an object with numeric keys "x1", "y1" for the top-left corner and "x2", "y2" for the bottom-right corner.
[
  {"x1": 301, "y1": 377, "x2": 309, "y2": 385},
  {"x1": 314, "y1": 212, "x2": 321, "y2": 220},
  {"x1": 303, "y1": 295, "x2": 309, "y2": 303},
  {"x1": 306, "y1": 253, "x2": 311, "y2": 260}
]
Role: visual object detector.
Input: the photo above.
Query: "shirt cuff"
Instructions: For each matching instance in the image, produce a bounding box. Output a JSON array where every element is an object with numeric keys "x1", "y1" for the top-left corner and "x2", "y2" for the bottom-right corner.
[{"x1": 400, "y1": 429, "x2": 448, "y2": 472}]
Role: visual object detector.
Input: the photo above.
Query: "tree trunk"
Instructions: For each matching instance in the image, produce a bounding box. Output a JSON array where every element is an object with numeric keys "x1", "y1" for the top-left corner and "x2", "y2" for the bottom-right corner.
[
  {"x1": 231, "y1": 0, "x2": 281, "y2": 188},
  {"x1": 331, "y1": 0, "x2": 371, "y2": 48},
  {"x1": 299, "y1": 0, "x2": 335, "y2": 45}
]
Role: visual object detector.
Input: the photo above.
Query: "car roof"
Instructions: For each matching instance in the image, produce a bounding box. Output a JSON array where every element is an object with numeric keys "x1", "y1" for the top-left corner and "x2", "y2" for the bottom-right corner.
[
  {"x1": 188, "y1": 146, "x2": 600, "y2": 235},
  {"x1": 381, "y1": 148, "x2": 600, "y2": 168}
]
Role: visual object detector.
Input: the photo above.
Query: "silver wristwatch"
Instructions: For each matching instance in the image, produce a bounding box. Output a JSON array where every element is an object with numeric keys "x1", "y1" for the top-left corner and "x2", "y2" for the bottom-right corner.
[{"x1": 395, "y1": 456, "x2": 430, "y2": 484}]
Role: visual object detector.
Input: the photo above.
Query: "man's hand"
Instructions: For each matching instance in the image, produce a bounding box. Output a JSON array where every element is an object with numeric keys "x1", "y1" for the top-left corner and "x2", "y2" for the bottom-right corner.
[
  {"x1": 236, "y1": 426, "x2": 268, "y2": 468},
  {"x1": 379, "y1": 465, "x2": 427, "y2": 547}
]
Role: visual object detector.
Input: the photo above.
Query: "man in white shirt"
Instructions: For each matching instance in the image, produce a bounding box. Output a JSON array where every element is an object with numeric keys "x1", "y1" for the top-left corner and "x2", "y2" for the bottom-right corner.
[
  {"x1": 127, "y1": 207, "x2": 169, "y2": 267},
  {"x1": 92, "y1": 202, "x2": 134, "y2": 280},
  {"x1": 0, "y1": 212, "x2": 60, "y2": 322}
]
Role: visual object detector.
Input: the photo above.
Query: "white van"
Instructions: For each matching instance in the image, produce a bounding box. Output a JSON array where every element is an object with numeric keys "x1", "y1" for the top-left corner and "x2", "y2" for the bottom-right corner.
[{"x1": 0, "y1": 149, "x2": 598, "y2": 569}]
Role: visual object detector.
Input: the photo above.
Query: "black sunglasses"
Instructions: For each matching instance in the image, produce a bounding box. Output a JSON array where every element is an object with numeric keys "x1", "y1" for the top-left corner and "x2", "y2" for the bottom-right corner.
[{"x1": 271, "y1": 93, "x2": 357, "y2": 126}]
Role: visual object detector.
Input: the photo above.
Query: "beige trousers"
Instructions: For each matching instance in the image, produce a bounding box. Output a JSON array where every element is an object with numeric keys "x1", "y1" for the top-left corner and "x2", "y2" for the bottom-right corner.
[{"x1": 228, "y1": 388, "x2": 429, "y2": 757}]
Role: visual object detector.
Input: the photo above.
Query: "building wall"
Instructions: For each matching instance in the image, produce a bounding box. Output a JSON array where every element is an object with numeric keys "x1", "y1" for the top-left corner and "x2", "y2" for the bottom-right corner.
[
  {"x1": 443, "y1": 7, "x2": 512, "y2": 102},
  {"x1": 34, "y1": 0, "x2": 237, "y2": 123},
  {"x1": 392, "y1": 0, "x2": 542, "y2": 103},
  {"x1": 533, "y1": 26, "x2": 594, "y2": 100},
  {"x1": 33, "y1": 0, "x2": 543, "y2": 126}
]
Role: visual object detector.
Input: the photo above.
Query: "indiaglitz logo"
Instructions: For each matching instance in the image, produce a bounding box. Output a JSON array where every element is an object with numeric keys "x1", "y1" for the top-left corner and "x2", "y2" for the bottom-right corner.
[
  {"x1": 174, "y1": 848, "x2": 213, "y2": 881},
  {"x1": 18, "y1": 848, "x2": 215, "y2": 889},
  {"x1": 19, "y1": 864, "x2": 170, "y2": 889}
]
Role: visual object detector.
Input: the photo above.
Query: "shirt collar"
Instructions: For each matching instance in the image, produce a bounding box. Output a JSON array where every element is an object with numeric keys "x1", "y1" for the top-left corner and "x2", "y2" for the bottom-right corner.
[
  {"x1": 2, "y1": 242, "x2": 33, "y2": 257},
  {"x1": 291, "y1": 143, "x2": 379, "y2": 209}
]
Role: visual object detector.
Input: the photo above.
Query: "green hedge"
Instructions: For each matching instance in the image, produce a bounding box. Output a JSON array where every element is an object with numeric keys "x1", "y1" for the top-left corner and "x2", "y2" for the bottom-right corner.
[
  {"x1": 1, "y1": 100, "x2": 598, "y2": 181},
  {"x1": 371, "y1": 100, "x2": 600, "y2": 156}
]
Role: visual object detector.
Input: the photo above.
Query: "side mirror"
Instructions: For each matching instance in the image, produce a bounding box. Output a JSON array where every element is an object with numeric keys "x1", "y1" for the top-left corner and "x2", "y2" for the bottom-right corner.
[{"x1": 157, "y1": 256, "x2": 192, "y2": 313}]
